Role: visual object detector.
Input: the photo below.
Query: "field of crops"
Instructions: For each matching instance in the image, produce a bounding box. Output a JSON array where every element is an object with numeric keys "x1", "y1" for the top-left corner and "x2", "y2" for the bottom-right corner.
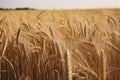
[{"x1": 0, "y1": 9, "x2": 120, "y2": 80}]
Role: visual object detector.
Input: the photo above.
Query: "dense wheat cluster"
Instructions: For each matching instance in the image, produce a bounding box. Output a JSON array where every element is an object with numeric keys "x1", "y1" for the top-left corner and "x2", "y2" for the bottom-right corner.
[{"x1": 0, "y1": 9, "x2": 120, "y2": 80}]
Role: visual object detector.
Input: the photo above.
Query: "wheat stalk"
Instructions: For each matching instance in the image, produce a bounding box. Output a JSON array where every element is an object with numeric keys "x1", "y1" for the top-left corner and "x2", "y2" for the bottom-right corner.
[
  {"x1": 101, "y1": 49, "x2": 108, "y2": 80},
  {"x1": 2, "y1": 39, "x2": 8, "y2": 56},
  {"x1": 16, "y1": 28, "x2": 21, "y2": 45},
  {"x1": 64, "y1": 49, "x2": 72, "y2": 80}
]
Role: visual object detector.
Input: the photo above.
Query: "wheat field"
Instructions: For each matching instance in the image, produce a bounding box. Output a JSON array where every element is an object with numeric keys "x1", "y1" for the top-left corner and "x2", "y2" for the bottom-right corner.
[{"x1": 0, "y1": 9, "x2": 120, "y2": 80}]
